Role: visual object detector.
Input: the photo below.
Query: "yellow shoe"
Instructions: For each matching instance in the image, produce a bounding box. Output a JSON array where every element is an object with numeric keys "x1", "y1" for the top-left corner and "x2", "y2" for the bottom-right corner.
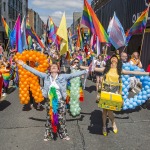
[
  {"x1": 112, "y1": 123, "x2": 118, "y2": 134},
  {"x1": 113, "y1": 129, "x2": 118, "y2": 134},
  {"x1": 102, "y1": 127, "x2": 107, "y2": 136},
  {"x1": 103, "y1": 131, "x2": 107, "y2": 136}
]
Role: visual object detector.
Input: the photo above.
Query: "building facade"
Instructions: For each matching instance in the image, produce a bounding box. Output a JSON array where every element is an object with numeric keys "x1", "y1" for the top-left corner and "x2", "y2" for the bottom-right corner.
[
  {"x1": 0, "y1": 0, "x2": 28, "y2": 47},
  {"x1": 91, "y1": 0, "x2": 109, "y2": 12},
  {"x1": 28, "y1": 9, "x2": 44, "y2": 37}
]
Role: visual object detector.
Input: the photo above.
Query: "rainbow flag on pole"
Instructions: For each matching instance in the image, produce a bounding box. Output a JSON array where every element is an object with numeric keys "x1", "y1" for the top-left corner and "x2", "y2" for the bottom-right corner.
[
  {"x1": 81, "y1": 0, "x2": 108, "y2": 43},
  {"x1": 15, "y1": 15, "x2": 23, "y2": 53},
  {"x1": 126, "y1": 8, "x2": 149, "y2": 45},
  {"x1": 2, "y1": 16, "x2": 11, "y2": 39},
  {"x1": 48, "y1": 17, "x2": 57, "y2": 43},
  {"x1": 76, "y1": 25, "x2": 84, "y2": 49},
  {"x1": 26, "y1": 21, "x2": 45, "y2": 48}
]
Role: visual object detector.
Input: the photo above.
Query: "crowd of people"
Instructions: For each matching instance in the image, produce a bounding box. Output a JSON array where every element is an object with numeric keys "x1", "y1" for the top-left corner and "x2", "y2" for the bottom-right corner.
[{"x1": 0, "y1": 41, "x2": 150, "y2": 141}]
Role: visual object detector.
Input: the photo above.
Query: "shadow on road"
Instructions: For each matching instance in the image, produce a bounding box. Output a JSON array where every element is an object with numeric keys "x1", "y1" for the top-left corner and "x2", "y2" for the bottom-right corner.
[
  {"x1": 7, "y1": 87, "x2": 16, "y2": 94},
  {"x1": 115, "y1": 106, "x2": 141, "y2": 116},
  {"x1": 29, "y1": 117, "x2": 46, "y2": 122},
  {"x1": 88, "y1": 110, "x2": 103, "y2": 135},
  {"x1": 85, "y1": 85, "x2": 96, "y2": 93},
  {"x1": 0, "y1": 100, "x2": 11, "y2": 111},
  {"x1": 66, "y1": 115, "x2": 85, "y2": 122}
]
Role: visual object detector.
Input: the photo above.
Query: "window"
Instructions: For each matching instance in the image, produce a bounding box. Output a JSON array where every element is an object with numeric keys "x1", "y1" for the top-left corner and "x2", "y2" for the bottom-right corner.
[{"x1": 3, "y1": 2, "x2": 5, "y2": 11}]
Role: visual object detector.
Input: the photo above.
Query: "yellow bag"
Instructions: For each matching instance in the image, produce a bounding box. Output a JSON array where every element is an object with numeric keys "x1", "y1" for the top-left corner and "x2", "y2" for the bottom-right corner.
[
  {"x1": 98, "y1": 79, "x2": 123, "y2": 111},
  {"x1": 98, "y1": 91, "x2": 123, "y2": 111}
]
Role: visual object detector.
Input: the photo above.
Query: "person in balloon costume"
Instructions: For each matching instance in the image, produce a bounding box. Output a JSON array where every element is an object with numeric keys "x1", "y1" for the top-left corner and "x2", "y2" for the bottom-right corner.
[
  {"x1": 16, "y1": 60, "x2": 89, "y2": 141},
  {"x1": 66, "y1": 58, "x2": 84, "y2": 117},
  {"x1": 93, "y1": 54, "x2": 150, "y2": 136}
]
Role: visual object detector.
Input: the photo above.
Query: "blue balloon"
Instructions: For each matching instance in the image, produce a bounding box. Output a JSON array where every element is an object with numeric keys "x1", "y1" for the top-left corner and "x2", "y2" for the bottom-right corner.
[
  {"x1": 123, "y1": 88, "x2": 128, "y2": 93},
  {"x1": 123, "y1": 95, "x2": 127, "y2": 100},
  {"x1": 122, "y1": 78, "x2": 126, "y2": 82},
  {"x1": 124, "y1": 75, "x2": 130, "y2": 79},
  {"x1": 138, "y1": 95, "x2": 142, "y2": 100},
  {"x1": 129, "y1": 105, "x2": 133, "y2": 109},
  {"x1": 124, "y1": 81, "x2": 129, "y2": 85},
  {"x1": 133, "y1": 102, "x2": 137, "y2": 107},
  {"x1": 147, "y1": 94, "x2": 150, "y2": 98},
  {"x1": 137, "y1": 100, "x2": 141, "y2": 105},
  {"x1": 142, "y1": 95, "x2": 147, "y2": 100},
  {"x1": 123, "y1": 106, "x2": 127, "y2": 110},
  {"x1": 142, "y1": 91, "x2": 147, "y2": 95},
  {"x1": 126, "y1": 102, "x2": 130, "y2": 107}
]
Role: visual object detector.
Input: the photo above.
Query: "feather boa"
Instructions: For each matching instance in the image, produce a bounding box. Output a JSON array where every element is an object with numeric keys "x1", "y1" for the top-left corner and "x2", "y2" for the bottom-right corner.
[{"x1": 48, "y1": 87, "x2": 59, "y2": 133}]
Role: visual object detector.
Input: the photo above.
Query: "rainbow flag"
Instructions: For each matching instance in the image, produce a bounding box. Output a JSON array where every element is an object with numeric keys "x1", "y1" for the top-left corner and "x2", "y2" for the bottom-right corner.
[
  {"x1": 81, "y1": 0, "x2": 108, "y2": 43},
  {"x1": 27, "y1": 36, "x2": 33, "y2": 49},
  {"x1": 1, "y1": 16, "x2": 11, "y2": 38},
  {"x1": 15, "y1": 15, "x2": 23, "y2": 53},
  {"x1": 26, "y1": 21, "x2": 45, "y2": 48},
  {"x1": 48, "y1": 17, "x2": 58, "y2": 44},
  {"x1": 76, "y1": 25, "x2": 84, "y2": 49},
  {"x1": 126, "y1": 8, "x2": 148, "y2": 44}
]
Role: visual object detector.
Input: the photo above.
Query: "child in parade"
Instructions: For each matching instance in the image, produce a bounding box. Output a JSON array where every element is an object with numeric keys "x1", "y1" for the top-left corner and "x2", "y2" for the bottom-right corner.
[
  {"x1": 93, "y1": 54, "x2": 150, "y2": 136},
  {"x1": 16, "y1": 60, "x2": 89, "y2": 141}
]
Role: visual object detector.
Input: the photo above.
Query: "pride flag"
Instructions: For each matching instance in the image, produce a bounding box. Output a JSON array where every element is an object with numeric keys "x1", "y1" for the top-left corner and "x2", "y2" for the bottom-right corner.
[
  {"x1": 76, "y1": 25, "x2": 84, "y2": 49},
  {"x1": 15, "y1": 15, "x2": 23, "y2": 53},
  {"x1": 1, "y1": 16, "x2": 11, "y2": 38},
  {"x1": 126, "y1": 8, "x2": 148, "y2": 45},
  {"x1": 81, "y1": 0, "x2": 108, "y2": 43},
  {"x1": 107, "y1": 12, "x2": 126, "y2": 49},
  {"x1": 26, "y1": 21, "x2": 45, "y2": 48},
  {"x1": 48, "y1": 17, "x2": 57, "y2": 44}
]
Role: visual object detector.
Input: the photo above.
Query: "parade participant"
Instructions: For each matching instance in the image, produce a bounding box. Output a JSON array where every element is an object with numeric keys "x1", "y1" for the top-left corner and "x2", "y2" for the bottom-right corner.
[
  {"x1": 147, "y1": 60, "x2": 150, "y2": 72},
  {"x1": 120, "y1": 52, "x2": 128, "y2": 63},
  {"x1": 93, "y1": 54, "x2": 150, "y2": 136},
  {"x1": 0, "y1": 44, "x2": 3, "y2": 60},
  {"x1": 115, "y1": 50, "x2": 120, "y2": 59},
  {"x1": 81, "y1": 50, "x2": 86, "y2": 66},
  {"x1": 16, "y1": 60, "x2": 89, "y2": 141},
  {"x1": 0, "y1": 63, "x2": 11, "y2": 96},
  {"x1": 130, "y1": 52, "x2": 142, "y2": 68},
  {"x1": 95, "y1": 54, "x2": 106, "y2": 102}
]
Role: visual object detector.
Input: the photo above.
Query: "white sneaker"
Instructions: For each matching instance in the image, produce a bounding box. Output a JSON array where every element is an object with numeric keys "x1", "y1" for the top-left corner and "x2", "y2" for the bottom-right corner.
[
  {"x1": 37, "y1": 103, "x2": 41, "y2": 110},
  {"x1": 30, "y1": 104, "x2": 33, "y2": 109},
  {"x1": 63, "y1": 136, "x2": 70, "y2": 141},
  {"x1": 2, "y1": 93, "x2": 6, "y2": 97}
]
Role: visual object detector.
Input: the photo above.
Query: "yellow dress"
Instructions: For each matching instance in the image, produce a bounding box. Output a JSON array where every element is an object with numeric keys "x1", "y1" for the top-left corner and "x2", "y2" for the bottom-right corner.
[
  {"x1": 99, "y1": 68, "x2": 123, "y2": 111},
  {"x1": 105, "y1": 68, "x2": 119, "y2": 83}
]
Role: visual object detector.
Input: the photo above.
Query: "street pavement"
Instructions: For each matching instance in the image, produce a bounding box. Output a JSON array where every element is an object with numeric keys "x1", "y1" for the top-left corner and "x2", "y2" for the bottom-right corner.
[{"x1": 0, "y1": 80, "x2": 150, "y2": 150}]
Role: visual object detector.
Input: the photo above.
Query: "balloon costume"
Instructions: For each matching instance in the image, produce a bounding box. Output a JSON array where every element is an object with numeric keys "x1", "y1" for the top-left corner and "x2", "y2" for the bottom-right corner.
[
  {"x1": 122, "y1": 63, "x2": 150, "y2": 110},
  {"x1": 66, "y1": 67, "x2": 84, "y2": 116}
]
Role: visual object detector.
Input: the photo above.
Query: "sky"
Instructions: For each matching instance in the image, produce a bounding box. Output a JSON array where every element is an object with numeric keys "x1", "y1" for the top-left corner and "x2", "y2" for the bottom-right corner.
[{"x1": 28, "y1": 0, "x2": 92, "y2": 27}]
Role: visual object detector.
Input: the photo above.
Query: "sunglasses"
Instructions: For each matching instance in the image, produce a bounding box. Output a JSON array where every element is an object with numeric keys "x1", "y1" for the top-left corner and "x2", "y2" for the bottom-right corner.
[{"x1": 74, "y1": 61, "x2": 79, "y2": 64}]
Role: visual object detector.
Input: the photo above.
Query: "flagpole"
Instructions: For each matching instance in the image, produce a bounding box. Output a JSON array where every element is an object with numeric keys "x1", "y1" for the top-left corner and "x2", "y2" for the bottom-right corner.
[
  {"x1": 122, "y1": 46, "x2": 127, "y2": 52},
  {"x1": 5, "y1": 39, "x2": 10, "y2": 53},
  {"x1": 140, "y1": 3, "x2": 150, "y2": 58}
]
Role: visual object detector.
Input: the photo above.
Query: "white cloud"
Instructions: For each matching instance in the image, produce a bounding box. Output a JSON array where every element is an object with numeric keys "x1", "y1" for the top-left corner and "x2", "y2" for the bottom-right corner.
[
  {"x1": 29, "y1": 0, "x2": 84, "y2": 26},
  {"x1": 32, "y1": 0, "x2": 83, "y2": 10}
]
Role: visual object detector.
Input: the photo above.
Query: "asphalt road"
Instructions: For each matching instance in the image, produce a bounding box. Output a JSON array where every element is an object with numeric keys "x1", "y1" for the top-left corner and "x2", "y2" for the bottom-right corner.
[{"x1": 0, "y1": 80, "x2": 150, "y2": 150}]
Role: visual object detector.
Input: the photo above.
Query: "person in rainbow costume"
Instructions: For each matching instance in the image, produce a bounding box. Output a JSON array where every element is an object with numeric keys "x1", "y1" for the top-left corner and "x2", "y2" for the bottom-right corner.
[
  {"x1": 16, "y1": 60, "x2": 89, "y2": 141},
  {"x1": 93, "y1": 54, "x2": 150, "y2": 136}
]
